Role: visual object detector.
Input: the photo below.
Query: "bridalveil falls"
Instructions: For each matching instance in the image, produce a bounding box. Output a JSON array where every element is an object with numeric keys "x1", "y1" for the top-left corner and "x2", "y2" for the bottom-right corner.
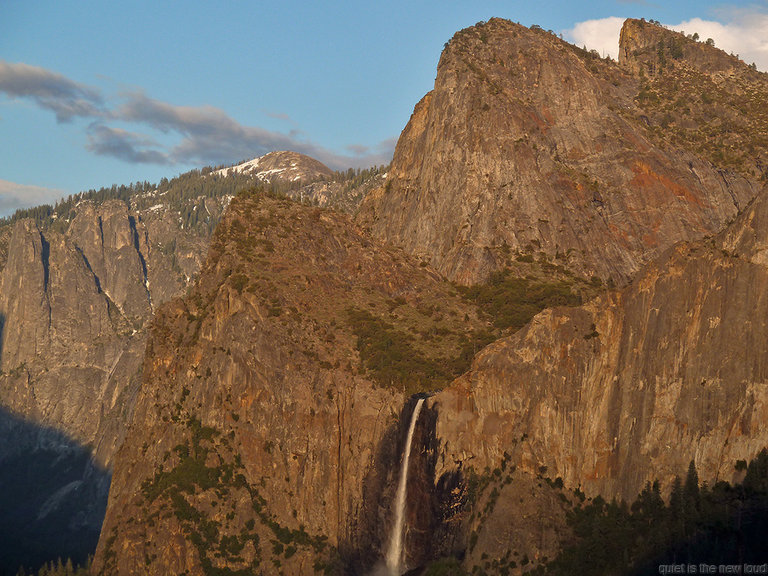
[{"x1": 385, "y1": 397, "x2": 425, "y2": 575}]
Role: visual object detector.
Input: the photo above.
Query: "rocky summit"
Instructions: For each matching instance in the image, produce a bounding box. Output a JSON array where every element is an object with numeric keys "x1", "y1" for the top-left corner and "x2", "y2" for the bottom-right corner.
[
  {"x1": 0, "y1": 155, "x2": 381, "y2": 573},
  {"x1": 358, "y1": 18, "x2": 768, "y2": 286},
  {"x1": 91, "y1": 191, "x2": 486, "y2": 575},
  {"x1": 3, "y1": 15, "x2": 768, "y2": 576}
]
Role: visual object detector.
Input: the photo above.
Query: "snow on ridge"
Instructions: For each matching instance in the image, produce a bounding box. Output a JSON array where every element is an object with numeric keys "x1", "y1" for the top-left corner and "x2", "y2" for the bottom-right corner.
[
  {"x1": 212, "y1": 153, "x2": 323, "y2": 183},
  {"x1": 213, "y1": 156, "x2": 264, "y2": 177}
]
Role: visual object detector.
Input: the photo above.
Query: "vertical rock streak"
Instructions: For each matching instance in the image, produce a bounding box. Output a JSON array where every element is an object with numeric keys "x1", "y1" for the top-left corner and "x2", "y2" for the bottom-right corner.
[{"x1": 385, "y1": 398, "x2": 424, "y2": 575}]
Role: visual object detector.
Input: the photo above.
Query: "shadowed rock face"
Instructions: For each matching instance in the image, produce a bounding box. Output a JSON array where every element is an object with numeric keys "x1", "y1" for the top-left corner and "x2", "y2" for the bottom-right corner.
[
  {"x1": 430, "y1": 187, "x2": 768, "y2": 503},
  {"x1": 0, "y1": 198, "x2": 221, "y2": 572},
  {"x1": 0, "y1": 407, "x2": 109, "y2": 574},
  {"x1": 0, "y1": 200, "x2": 215, "y2": 468},
  {"x1": 358, "y1": 18, "x2": 767, "y2": 285}
]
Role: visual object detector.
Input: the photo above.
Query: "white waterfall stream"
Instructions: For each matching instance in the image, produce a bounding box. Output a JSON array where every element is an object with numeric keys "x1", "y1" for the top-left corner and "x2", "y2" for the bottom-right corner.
[{"x1": 384, "y1": 397, "x2": 425, "y2": 575}]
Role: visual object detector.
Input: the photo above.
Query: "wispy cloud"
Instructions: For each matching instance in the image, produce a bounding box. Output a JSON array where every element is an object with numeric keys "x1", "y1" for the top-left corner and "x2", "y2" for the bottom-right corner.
[
  {"x1": 86, "y1": 122, "x2": 171, "y2": 165},
  {"x1": 0, "y1": 180, "x2": 66, "y2": 217},
  {"x1": 0, "y1": 61, "x2": 105, "y2": 122},
  {"x1": 265, "y1": 111, "x2": 294, "y2": 122},
  {"x1": 0, "y1": 60, "x2": 395, "y2": 172},
  {"x1": 564, "y1": 6, "x2": 768, "y2": 70},
  {"x1": 113, "y1": 91, "x2": 394, "y2": 170},
  {"x1": 116, "y1": 91, "x2": 304, "y2": 165}
]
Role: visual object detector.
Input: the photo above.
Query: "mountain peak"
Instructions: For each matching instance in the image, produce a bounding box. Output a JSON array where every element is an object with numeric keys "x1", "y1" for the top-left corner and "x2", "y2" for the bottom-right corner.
[
  {"x1": 619, "y1": 17, "x2": 746, "y2": 76},
  {"x1": 214, "y1": 150, "x2": 333, "y2": 183},
  {"x1": 358, "y1": 16, "x2": 763, "y2": 286}
]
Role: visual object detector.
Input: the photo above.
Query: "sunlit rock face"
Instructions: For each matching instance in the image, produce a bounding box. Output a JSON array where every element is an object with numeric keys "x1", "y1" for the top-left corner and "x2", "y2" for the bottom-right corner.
[
  {"x1": 431, "y1": 187, "x2": 768, "y2": 503},
  {"x1": 91, "y1": 193, "x2": 486, "y2": 575},
  {"x1": 359, "y1": 18, "x2": 766, "y2": 286}
]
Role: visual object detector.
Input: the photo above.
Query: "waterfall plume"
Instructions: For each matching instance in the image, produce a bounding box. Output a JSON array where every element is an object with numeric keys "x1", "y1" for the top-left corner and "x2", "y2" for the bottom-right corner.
[{"x1": 384, "y1": 397, "x2": 424, "y2": 575}]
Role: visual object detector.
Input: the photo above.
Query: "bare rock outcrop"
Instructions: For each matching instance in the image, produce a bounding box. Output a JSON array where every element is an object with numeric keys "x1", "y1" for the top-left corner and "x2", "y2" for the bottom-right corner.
[
  {"x1": 358, "y1": 18, "x2": 766, "y2": 285},
  {"x1": 430, "y1": 188, "x2": 768, "y2": 504},
  {"x1": 91, "y1": 193, "x2": 483, "y2": 575}
]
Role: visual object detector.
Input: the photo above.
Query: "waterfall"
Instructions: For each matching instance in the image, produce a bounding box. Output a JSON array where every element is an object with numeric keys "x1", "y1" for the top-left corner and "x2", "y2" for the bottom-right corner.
[{"x1": 385, "y1": 397, "x2": 424, "y2": 575}]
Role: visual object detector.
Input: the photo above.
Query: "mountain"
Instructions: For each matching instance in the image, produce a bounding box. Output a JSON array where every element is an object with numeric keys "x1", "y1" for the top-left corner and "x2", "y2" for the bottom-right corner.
[
  {"x1": 0, "y1": 186, "x2": 228, "y2": 573},
  {"x1": 214, "y1": 151, "x2": 334, "y2": 182},
  {"x1": 358, "y1": 18, "x2": 768, "y2": 286},
  {"x1": 91, "y1": 190, "x2": 487, "y2": 575},
  {"x1": 0, "y1": 157, "x2": 384, "y2": 573},
  {"x1": 426, "y1": 150, "x2": 768, "y2": 575},
  {"x1": 432, "y1": 182, "x2": 768, "y2": 501},
  {"x1": 214, "y1": 150, "x2": 387, "y2": 214},
  {"x1": 6, "y1": 15, "x2": 768, "y2": 576}
]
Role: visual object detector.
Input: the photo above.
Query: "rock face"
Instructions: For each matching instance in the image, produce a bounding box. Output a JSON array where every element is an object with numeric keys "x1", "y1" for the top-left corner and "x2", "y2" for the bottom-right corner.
[
  {"x1": 430, "y1": 186, "x2": 768, "y2": 505},
  {"x1": 0, "y1": 154, "x2": 385, "y2": 573},
  {"x1": 358, "y1": 18, "x2": 767, "y2": 285},
  {"x1": 91, "y1": 192, "x2": 483, "y2": 576},
  {"x1": 0, "y1": 195, "x2": 226, "y2": 572},
  {"x1": 618, "y1": 19, "x2": 768, "y2": 180},
  {"x1": 0, "y1": 198, "x2": 218, "y2": 467}
]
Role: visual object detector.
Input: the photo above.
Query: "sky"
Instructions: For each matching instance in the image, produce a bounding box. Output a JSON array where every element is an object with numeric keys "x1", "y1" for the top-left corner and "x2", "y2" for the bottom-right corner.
[{"x1": 1, "y1": 1, "x2": 767, "y2": 216}]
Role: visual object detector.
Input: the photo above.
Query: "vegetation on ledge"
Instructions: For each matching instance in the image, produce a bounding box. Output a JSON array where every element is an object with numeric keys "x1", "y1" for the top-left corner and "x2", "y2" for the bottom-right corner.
[{"x1": 543, "y1": 451, "x2": 768, "y2": 576}]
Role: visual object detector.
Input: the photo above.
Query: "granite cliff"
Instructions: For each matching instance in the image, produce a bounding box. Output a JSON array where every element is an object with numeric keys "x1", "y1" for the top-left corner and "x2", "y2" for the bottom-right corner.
[
  {"x1": 91, "y1": 191, "x2": 486, "y2": 575},
  {"x1": 358, "y1": 18, "x2": 768, "y2": 285},
  {"x1": 0, "y1": 196, "x2": 223, "y2": 572},
  {"x1": 6, "y1": 15, "x2": 768, "y2": 576},
  {"x1": 0, "y1": 152, "x2": 382, "y2": 573},
  {"x1": 426, "y1": 186, "x2": 768, "y2": 572}
]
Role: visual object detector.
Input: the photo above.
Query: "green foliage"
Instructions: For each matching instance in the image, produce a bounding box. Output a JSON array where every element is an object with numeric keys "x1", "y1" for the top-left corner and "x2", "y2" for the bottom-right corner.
[
  {"x1": 19, "y1": 556, "x2": 90, "y2": 576},
  {"x1": 139, "y1": 416, "x2": 335, "y2": 576},
  {"x1": 423, "y1": 556, "x2": 469, "y2": 575},
  {"x1": 230, "y1": 273, "x2": 248, "y2": 294},
  {"x1": 347, "y1": 307, "x2": 483, "y2": 393},
  {"x1": 346, "y1": 308, "x2": 445, "y2": 392},
  {"x1": 459, "y1": 269, "x2": 586, "y2": 332},
  {"x1": 546, "y1": 451, "x2": 768, "y2": 575}
]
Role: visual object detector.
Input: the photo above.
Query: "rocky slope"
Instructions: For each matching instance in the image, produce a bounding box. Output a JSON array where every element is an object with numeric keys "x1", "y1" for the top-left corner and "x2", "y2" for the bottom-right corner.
[
  {"x1": 0, "y1": 152, "x2": 385, "y2": 573},
  {"x1": 0, "y1": 199, "x2": 216, "y2": 468},
  {"x1": 619, "y1": 19, "x2": 768, "y2": 179},
  {"x1": 91, "y1": 191, "x2": 486, "y2": 575},
  {"x1": 358, "y1": 18, "x2": 767, "y2": 285},
  {"x1": 430, "y1": 184, "x2": 768, "y2": 513},
  {"x1": 0, "y1": 195, "x2": 224, "y2": 573}
]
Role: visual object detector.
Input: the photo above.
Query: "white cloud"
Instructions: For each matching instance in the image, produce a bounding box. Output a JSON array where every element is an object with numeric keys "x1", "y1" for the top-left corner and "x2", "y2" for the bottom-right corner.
[
  {"x1": 0, "y1": 180, "x2": 66, "y2": 218},
  {"x1": 564, "y1": 7, "x2": 768, "y2": 71},
  {"x1": 564, "y1": 17, "x2": 626, "y2": 60},
  {"x1": 670, "y1": 11, "x2": 768, "y2": 70}
]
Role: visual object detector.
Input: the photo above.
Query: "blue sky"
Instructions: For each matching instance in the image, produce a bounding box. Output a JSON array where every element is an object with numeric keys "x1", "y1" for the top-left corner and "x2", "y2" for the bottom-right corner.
[{"x1": 1, "y1": 0, "x2": 767, "y2": 215}]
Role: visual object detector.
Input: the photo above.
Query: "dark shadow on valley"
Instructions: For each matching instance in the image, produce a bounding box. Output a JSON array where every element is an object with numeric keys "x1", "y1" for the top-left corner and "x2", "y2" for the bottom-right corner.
[
  {"x1": 0, "y1": 405, "x2": 110, "y2": 575},
  {"x1": 0, "y1": 309, "x2": 109, "y2": 576}
]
